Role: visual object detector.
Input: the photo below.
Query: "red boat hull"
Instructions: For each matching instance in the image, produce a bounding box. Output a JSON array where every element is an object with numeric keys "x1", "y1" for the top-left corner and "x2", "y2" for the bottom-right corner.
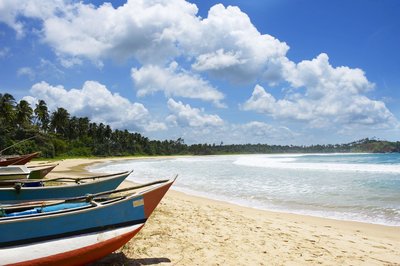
[
  {"x1": 5, "y1": 224, "x2": 144, "y2": 266},
  {"x1": 0, "y1": 152, "x2": 39, "y2": 166}
]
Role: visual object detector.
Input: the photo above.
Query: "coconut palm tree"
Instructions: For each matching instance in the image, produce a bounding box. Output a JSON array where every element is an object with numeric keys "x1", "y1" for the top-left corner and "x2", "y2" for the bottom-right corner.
[
  {"x1": 16, "y1": 99, "x2": 33, "y2": 129},
  {"x1": 34, "y1": 100, "x2": 50, "y2": 132},
  {"x1": 50, "y1": 107, "x2": 70, "y2": 136},
  {"x1": 0, "y1": 93, "x2": 16, "y2": 128},
  {"x1": 77, "y1": 117, "x2": 90, "y2": 138}
]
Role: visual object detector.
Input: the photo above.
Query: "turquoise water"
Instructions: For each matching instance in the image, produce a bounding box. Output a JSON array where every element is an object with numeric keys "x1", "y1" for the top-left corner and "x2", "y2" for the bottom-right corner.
[{"x1": 89, "y1": 153, "x2": 400, "y2": 226}]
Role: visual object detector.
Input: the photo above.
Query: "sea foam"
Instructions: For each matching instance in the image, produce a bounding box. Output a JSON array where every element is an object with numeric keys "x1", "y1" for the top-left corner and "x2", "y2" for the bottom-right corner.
[{"x1": 233, "y1": 155, "x2": 400, "y2": 173}]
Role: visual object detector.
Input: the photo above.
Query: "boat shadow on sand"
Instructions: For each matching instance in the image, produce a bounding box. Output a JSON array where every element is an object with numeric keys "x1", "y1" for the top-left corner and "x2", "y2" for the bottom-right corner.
[{"x1": 92, "y1": 252, "x2": 171, "y2": 265}]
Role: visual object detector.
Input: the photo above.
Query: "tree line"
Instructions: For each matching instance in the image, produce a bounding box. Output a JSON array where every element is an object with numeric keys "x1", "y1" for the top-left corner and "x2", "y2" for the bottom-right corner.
[{"x1": 0, "y1": 92, "x2": 399, "y2": 158}]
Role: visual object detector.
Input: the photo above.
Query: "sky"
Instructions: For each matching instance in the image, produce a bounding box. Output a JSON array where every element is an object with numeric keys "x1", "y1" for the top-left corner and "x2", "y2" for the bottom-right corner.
[{"x1": 0, "y1": 0, "x2": 399, "y2": 145}]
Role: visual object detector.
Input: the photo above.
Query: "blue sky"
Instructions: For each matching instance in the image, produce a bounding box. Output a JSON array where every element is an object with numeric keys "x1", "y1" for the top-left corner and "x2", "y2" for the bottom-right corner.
[{"x1": 0, "y1": 0, "x2": 399, "y2": 145}]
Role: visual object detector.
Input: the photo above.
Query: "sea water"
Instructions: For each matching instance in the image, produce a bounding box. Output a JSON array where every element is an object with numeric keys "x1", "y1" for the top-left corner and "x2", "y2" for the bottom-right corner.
[{"x1": 88, "y1": 153, "x2": 400, "y2": 226}]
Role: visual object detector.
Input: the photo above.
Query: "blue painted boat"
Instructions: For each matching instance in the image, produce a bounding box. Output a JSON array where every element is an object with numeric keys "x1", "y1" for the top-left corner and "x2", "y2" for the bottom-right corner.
[
  {"x1": 0, "y1": 171, "x2": 131, "y2": 203},
  {"x1": 0, "y1": 177, "x2": 175, "y2": 265}
]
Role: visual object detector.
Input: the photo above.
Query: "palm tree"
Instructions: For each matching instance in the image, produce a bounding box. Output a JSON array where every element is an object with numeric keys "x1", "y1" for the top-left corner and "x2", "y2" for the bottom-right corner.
[
  {"x1": 105, "y1": 125, "x2": 112, "y2": 140},
  {"x1": 0, "y1": 93, "x2": 16, "y2": 128},
  {"x1": 34, "y1": 100, "x2": 50, "y2": 132},
  {"x1": 77, "y1": 117, "x2": 90, "y2": 138},
  {"x1": 16, "y1": 100, "x2": 33, "y2": 129},
  {"x1": 67, "y1": 116, "x2": 79, "y2": 140},
  {"x1": 96, "y1": 123, "x2": 105, "y2": 142},
  {"x1": 50, "y1": 107, "x2": 70, "y2": 136}
]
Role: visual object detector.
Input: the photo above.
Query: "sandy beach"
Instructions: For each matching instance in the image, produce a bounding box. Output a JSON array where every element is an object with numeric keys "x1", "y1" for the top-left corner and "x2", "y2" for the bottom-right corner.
[{"x1": 38, "y1": 158, "x2": 400, "y2": 265}]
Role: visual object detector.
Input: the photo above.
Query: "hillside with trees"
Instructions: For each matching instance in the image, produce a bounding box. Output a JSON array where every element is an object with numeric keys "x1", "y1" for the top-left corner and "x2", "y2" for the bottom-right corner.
[{"x1": 1, "y1": 93, "x2": 399, "y2": 158}]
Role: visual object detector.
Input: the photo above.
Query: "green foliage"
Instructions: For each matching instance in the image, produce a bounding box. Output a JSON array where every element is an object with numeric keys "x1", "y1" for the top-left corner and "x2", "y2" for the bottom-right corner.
[
  {"x1": 0, "y1": 92, "x2": 399, "y2": 158},
  {"x1": 67, "y1": 147, "x2": 92, "y2": 157}
]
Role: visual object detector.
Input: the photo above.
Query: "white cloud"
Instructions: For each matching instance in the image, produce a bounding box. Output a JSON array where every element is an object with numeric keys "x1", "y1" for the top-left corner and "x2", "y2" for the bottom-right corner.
[
  {"x1": 131, "y1": 62, "x2": 225, "y2": 107},
  {"x1": 0, "y1": 0, "x2": 199, "y2": 62},
  {"x1": 41, "y1": 0, "x2": 198, "y2": 64},
  {"x1": 0, "y1": 0, "x2": 288, "y2": 83},
  {"x1": 25, "y1": 80, "x2": 165, "y2": 132},
  {"x1": 285, "y1": 53, "x2": 374, "y2": 96},
  {"x1": 146, "y1": 121, "x2": 168, "y2": 132},
  {"x1": 162, "y1": 120, "x2": 297, "y2": 144},
  {"x1": 17, "y1": 67, "x2": 35, "y2": 80},
  {"x1": 58, "y1": 57, "x2": 83, "y2": 68},
  {"x1": 166, "y1": 98, "x2": 223, "y2": 127},
  {"x1": 192, "y1": 49, "x2": 243, "y2": 71},
  {"x1": 242, "y1": 81, "x2": 397, "y2": 130},
  {"x1": 228, "y1": 121, "x2": 297, "y2": 144},
  {"x1": 0, "y1": 0, "x2": 64, "y2": 38},
  {"x1": 190, "y1": 4, "x2": 289, "y2": 83},
  {"x1": 239, "y1": 121, "x2": 296, "y2": 139},
  {"x1": 242, "y1": 53, "x2": 398, "y2": 131}
]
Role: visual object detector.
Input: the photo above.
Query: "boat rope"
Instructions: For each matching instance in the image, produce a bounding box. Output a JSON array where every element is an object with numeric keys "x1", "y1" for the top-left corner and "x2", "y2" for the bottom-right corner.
[{"x1": 0, "y1": 135, "x2": 37, "y2": 155}]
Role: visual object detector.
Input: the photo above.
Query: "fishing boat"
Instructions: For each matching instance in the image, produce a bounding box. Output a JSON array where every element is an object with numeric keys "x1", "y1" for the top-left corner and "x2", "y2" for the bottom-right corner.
[
  {"x1": 27, "y1": 163, "x2": 58, "y2": 179},
  {"x1": 0, "y1": 171, "x2": 131, "y2": 203},
  {"x1": 0, "y1": 152, "x2": 40, "y2": 166},
  {"x1": 0, "y1": 177, "x2": 175, "y2": 265},
  {"x1": 0, "y1": 165, "x2": 30, "y2": 180}
]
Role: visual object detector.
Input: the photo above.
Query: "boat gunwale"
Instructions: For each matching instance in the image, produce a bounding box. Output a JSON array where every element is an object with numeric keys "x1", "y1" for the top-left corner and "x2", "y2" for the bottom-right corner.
[
  {"x1": 27, "y1": 163, "x2": 59, "y2": 172},
  {"x1": 0, "y1": 171, "x2": 132, "y2": 191},
  {"x1": 27, "y1": 163, "x2": 59, "y2": 169}
]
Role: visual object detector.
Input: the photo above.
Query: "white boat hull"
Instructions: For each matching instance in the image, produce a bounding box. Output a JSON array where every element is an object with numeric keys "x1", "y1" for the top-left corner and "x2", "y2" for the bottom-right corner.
[{"x1": 2, "y1": 223, "x2": 144, "y2": 266}]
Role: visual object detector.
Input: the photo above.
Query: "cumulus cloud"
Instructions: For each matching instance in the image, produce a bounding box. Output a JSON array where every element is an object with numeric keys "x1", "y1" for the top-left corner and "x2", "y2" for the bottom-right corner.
[
  {"x1": 10, "y1": 0, "x2": 199, "y2": 64},
  {"x1": 25, "y1": 80, "x2": 165, "y2": 132},
  {"x1": 131, "y1": 62, "x2": 225, "y2": 107},
  {"x1": 285, "y1": 53, "x2": 374, "y2": 95},
  {"x1": 166, "y1": 98, "x2": 224, "y2": 128},
  {"x1": 192, "y1": 49, "x2": 243, "y2": 71},
  {"x1": 190, "y1": 4, "x2": 289, "y2": 83},
  {"x1": 0, "y1": 0, "x2": 62, "y2": 38},
  {"x1": 242, "y1": 68, "x2": 397, "y2": 130},
  {"x1": 0, "y1": 0, "x2": 288, "y2": 83}
]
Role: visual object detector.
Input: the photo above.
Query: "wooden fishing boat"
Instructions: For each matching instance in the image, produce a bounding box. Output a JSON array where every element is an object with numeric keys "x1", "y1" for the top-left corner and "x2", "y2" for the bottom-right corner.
[
  {"x1": 0, "y1": 152, "x2": 39, "y2": 166},
  {"x1": 27, "y1": 163, "x2": 58, "y2": 179},
  {"x1": 0, "y1": 178, "x2": 175, "y2": 266},
  {"x1": 0, "y1": 165, "x2": 30, "y2": 180},
  {"x1": 0, "y1": 171, "x2": 131, "y2": 203}
]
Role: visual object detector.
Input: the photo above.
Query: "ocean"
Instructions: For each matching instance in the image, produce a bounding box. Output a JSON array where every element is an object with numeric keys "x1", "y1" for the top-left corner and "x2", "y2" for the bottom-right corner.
[{"x1": 88, "y1": 153, "x2": 400, "y2": 226}]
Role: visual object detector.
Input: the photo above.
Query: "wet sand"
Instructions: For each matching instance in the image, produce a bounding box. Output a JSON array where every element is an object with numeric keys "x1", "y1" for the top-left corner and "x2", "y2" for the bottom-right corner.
[{"x1": 39, "y1": 158, "x2": 400, "y2": 265}]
